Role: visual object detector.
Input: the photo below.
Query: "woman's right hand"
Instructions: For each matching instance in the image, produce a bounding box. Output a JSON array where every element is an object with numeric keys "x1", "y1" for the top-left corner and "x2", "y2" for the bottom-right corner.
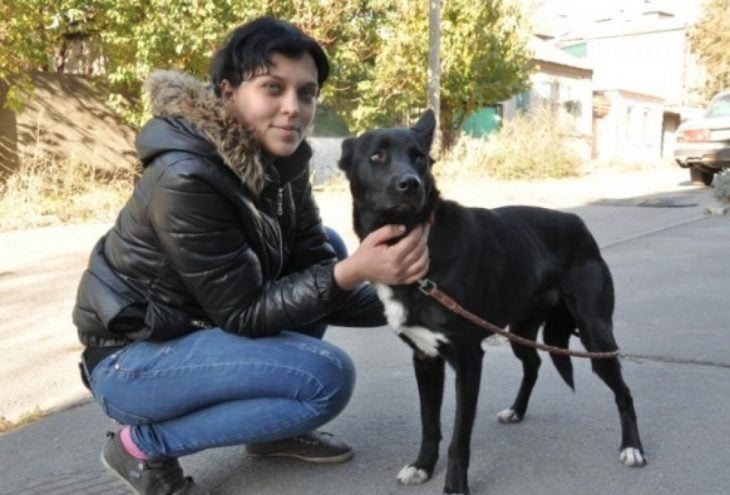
[{"x1": 333, "y1": 224, "x2": 430, "y2": 290}]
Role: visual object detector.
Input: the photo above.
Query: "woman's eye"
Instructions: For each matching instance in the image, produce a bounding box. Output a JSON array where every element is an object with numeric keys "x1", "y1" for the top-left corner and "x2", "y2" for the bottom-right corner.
[
  {"x1": 264, "y1": 82, "x2": 282, "y2": 93},
  {"x1": 370, "y1": 151, "x2": 386, "y2": 164},
  {"x1": 299, "y1": 89, "x2": 317, "y2": 103}
]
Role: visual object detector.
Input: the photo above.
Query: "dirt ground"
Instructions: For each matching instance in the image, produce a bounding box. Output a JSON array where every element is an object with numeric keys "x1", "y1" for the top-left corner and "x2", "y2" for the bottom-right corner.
[
  {"x1": 0, "y1": 166, "x2": 706, "y2": 425},
  {"x1": 11, "y1": 73, "x2": 137, "y2": 173}
]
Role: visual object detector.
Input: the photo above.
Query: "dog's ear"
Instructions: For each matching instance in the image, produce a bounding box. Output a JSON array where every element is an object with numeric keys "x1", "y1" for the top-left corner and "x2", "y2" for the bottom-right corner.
[
  {"x1": 338, "y1": 137, "x2": 355, "y2": 174},
  {"x1": 411, "y1": 109, "x2": 436, "y2": 151}
]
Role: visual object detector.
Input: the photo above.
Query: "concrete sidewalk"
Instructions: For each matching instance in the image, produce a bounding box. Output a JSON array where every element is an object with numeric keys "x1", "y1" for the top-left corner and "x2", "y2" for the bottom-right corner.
[
  {"x1": 2, "y1": 308, "x2": 730, "y2": 494},
  {"x1": 2, "y1": 168, "x2": 729, "y2": 494}
]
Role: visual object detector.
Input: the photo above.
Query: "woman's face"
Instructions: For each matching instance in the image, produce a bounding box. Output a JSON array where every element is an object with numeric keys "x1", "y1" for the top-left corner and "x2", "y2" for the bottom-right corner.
[{"x1": 222, "y1": 52, "x2": 319, "y2": 158}]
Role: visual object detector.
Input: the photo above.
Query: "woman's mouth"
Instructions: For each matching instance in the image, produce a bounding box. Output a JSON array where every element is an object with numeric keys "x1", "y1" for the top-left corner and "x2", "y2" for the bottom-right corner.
[
  {"x1": 273, "y1": 124, "x2": 298, "y2": 133},
  {"x1": 272, "y1": 125, "x2": 300, "y2": 142}
]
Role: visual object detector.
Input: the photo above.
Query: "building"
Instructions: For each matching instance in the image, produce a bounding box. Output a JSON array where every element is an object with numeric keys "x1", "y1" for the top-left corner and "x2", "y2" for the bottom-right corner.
[
  {"x1": 507, "y1": 35, "x2": 594, "y2": 160},
  {"x1": 556, "y1": 1, "x2": 705, "y2": 162},
  {"x1": 488, "y1": 0, "x2": 706, "y2": 163},
  {"x1": 463, "y1": 35, "x2": 594, "y2": 160}
]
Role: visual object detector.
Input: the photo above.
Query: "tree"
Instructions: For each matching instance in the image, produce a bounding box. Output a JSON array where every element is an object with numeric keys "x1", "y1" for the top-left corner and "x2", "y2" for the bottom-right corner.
[
  {"x1": 688, "y1": 0, "x2": 730, "y2": 99},
  {"x1": 348, "y1": 0, "x2": 532, "y2": 147},
  {"x1": 1, "y1": 0, "x2": 532, "y2": 148},
  {"x1": 427, "y1": 0, "x2": 442, "y2": 154},
  {"x1": 100, "y1": 0, "x2": 237, "y2": 123},
  {"x1": 1, "y1": 0, "x2": 58, "y2": 110}
]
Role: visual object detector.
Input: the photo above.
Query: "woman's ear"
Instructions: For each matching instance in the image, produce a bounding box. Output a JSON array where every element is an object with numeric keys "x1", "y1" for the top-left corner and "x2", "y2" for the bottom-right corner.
[{"x1": 220, "y1": 80, "x2": 234, "y2": 100}]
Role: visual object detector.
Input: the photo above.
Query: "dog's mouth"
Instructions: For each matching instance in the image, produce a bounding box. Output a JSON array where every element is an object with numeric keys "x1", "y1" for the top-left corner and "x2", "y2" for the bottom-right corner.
[
  {"x1": 385, "y1": 203, "x2": 420, "y2": 214},
  {"x1": 351, "y1": 174, "x2": 439, "y2": 241},
  {"x1": 376, "y1": 199, "x2": 424, "y2": 220},
  {"x1": 357, "y1": 202, "x2": 428, "y2": 242}
]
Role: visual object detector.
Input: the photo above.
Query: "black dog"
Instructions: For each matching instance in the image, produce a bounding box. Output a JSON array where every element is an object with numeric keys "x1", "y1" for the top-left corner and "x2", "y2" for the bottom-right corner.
[{"x1": 338, "y1": 110, "x2": 645, "y2": 494}]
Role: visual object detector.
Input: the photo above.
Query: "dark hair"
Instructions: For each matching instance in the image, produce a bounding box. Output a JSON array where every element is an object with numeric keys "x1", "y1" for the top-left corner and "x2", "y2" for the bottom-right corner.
[{"x1": 210, "y1": 16, "x2": 329, "y2": 97}]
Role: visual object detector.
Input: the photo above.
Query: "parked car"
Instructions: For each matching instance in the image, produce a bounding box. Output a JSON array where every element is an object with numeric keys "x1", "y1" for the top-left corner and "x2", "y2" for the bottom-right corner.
[{"x1": 674, "y1": 91, "x2": 730, "y2": 185}]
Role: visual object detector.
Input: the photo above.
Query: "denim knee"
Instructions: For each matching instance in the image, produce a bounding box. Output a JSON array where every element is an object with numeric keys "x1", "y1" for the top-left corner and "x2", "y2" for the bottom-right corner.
[{"x1": 308, "y1": 344, "x2": 356, "y2": 422}]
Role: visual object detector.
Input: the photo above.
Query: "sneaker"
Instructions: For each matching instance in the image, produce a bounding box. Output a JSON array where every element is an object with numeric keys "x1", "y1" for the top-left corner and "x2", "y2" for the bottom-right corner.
[
  {"x1": 245, "y1": 431, "x2": 354, "y2": 464},
  {"x1": 101, "y1": 431, "x2": 194, "y2": 495}
]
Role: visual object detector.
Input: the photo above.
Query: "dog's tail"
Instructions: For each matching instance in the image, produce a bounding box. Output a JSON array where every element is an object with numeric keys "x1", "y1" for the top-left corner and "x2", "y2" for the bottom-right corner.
[{"x1": 543, "y1": 304, "x2": 575, "y2": 390}]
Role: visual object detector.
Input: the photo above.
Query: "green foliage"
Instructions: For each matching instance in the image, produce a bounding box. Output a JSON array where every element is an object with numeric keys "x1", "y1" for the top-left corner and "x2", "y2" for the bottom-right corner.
[
  {"x1": 0, "y1": 407, "x2": 46, "y2": 433},
  {"x1": 352, "y1": 0, "x2": 533, "y2": 145},
  {"x1": 1, "y1": 0, "x2": 533, "y2": 148},
  {"x1": 0, "y1": 0, "x2": 52, "y2": 110},
  {"x1": 440, "y1": 106, "x2": 582, "y2": 181},
  {"x1": 100, "y1": 0, "x2": 237, "y2": 124},
  {"x1": 440, "y1": 0, "x2": 533, "y2": 145},
  {"x1": 688, "y1": 0, "x2": 730, "y2": 99}
]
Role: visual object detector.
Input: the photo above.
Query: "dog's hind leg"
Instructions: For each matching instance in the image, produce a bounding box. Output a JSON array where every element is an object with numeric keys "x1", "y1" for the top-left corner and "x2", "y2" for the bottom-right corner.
[
  {"x1": 497, "y1": 319, "x2": 542, "y2": 424},
  {"x1": 397, "y1": 353, "x2": 445, "y2": 486},
  {"x1": 589, "y1": 351, "x2": 646, "y2": 466},
  {"x1": 566, "y1": 260, "x2": 646, "y2": 467}
]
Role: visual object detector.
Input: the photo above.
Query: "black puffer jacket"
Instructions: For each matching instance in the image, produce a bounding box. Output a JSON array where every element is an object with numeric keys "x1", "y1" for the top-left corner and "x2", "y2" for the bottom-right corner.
[{"x1": 73, "y1": 70, "x2": 383, "y2": 349}]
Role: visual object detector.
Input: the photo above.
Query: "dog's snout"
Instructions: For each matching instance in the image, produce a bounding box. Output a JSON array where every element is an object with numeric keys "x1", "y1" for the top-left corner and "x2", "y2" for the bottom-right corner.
[{"x1": 396, "y1": 174, "x2": 421, "y2": 193}]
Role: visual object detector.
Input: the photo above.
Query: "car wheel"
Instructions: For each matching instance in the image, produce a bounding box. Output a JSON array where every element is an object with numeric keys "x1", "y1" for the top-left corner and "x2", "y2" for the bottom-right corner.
[{"x1": 689, "y1": 167, "x2": 714, "y2": 186}]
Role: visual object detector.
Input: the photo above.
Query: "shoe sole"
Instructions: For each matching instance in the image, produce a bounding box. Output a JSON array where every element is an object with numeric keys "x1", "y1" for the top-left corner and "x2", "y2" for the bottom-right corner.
[
  {"x1": 100, "y1": 451, "x2": 142, "y2": 494},
  {"x1": 245, "y1": 449, "x2": 354, "y2": 464}
]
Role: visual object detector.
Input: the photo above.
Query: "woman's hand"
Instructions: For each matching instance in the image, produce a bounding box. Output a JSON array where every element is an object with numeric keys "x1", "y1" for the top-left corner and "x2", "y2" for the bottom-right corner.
[{"x1": 333, "y1": 224, "x2": 430, "y2": 290}]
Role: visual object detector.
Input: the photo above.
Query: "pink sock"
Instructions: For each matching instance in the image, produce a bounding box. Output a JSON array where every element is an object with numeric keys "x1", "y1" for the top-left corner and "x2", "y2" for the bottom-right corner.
[{"x1": 120, "y1": 426, "x2": 149, "y2": 460}]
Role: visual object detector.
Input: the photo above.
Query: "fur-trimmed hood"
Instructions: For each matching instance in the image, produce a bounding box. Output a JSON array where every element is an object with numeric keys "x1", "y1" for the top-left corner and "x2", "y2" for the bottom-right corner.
[{"x1": 137, "y1": 70, "x2": 302, "y2": 195}]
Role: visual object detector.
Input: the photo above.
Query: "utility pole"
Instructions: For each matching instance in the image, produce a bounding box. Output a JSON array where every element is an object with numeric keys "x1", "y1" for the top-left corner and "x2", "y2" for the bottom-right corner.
[{"x1": 427, "y1": 0, "x2": 442, "y2": 156}]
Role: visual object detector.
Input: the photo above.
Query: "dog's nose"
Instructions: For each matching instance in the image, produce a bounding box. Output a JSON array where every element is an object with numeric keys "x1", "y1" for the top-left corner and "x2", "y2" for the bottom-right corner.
[{"x1": 396, "y1": 174, "x2": 421, "y2": 193}]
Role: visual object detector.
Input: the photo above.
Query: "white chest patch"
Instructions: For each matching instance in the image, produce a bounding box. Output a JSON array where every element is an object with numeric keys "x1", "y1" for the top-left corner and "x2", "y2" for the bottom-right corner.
[{"x1": 375, "y1": 283, "x2": 449, "y2": 357}]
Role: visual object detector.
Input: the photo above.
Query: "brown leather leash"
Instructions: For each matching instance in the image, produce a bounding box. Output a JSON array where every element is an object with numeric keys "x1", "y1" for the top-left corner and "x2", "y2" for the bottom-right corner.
[{"x1": 416, "y1": 278, "x2": 621, "y2": 359}]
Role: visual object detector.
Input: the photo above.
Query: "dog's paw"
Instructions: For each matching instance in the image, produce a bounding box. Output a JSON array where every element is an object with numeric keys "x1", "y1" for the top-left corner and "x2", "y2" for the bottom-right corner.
[
  {"x1": 619, "y1": 447, "x2": 647, "y2": 467},
  {"x1": 496, "y1": 408, "x2": 522, "y2": 424},
  {"x1": 397, "y1": 464, "x2": 431, "y2": 485}
]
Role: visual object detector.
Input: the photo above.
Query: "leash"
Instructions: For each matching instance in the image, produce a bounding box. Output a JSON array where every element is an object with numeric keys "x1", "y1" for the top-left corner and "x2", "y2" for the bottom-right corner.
[{"x1": 416, "y1": 278, "x2": 621, "y2": 359}]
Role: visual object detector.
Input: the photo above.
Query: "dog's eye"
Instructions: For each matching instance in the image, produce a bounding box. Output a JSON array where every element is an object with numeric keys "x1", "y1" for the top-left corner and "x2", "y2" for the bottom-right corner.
[
  {"x1": 370, "y1": 150, "x2": 386, "y2": 164},
  {"x1": 415, "y1": 155, "x2": 427, "y2": 167}
]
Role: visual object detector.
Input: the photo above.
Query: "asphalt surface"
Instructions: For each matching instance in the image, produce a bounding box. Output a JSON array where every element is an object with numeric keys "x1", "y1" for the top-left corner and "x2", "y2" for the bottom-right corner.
[{"x1": 1, "y1": 168, "x2": 729, "y2": 494}]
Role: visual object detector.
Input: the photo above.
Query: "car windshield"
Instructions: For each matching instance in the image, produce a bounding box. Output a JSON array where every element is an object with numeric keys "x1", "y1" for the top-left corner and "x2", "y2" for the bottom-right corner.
[{"x1": 705, "y1": 94, "x2": 730, "y2": 118}]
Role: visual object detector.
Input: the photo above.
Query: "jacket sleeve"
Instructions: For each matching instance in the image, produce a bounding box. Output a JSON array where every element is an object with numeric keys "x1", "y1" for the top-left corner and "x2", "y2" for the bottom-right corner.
[
  {"x1": 326, "y1": 283, "x2": 387, "y2": 327},
  {"x1": 147, "y1": 161, "x2": 350, "y2": 337},
  {"x1": 284, "y1": 175, "x2": 387, "y2": 328}
]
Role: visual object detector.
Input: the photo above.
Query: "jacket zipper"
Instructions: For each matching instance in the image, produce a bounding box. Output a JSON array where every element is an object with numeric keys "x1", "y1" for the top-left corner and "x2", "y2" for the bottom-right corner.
[
  {"x1": 276, "y1": 187, "x2": 284, "y2": 217},
  {"x1": 274, "y1": 187, "x2": 284, "y2": 277}
]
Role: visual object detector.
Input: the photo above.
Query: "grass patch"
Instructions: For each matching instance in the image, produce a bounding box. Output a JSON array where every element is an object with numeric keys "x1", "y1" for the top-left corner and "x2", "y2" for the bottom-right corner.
[
  {"x1": 0, "y1": 149, "x2": 137, "y2": 232},
  {"x1": 712, "y1": 169, "x2": 730, "y2": 202},
  {"x1": 437, "y1": 107, "x2": 583, "y2": 181},
  {"x1": 0, "y1": 407, "x2": 47, "y2": 435},
  {"x1": 313, "y1": 170, "x2": 349, "y2": 192}
]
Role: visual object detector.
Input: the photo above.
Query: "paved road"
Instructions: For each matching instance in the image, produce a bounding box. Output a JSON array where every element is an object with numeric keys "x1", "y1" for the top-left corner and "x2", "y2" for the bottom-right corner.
[{"x1": 1, "y1": 168, "x2": 729, "y2": 494}]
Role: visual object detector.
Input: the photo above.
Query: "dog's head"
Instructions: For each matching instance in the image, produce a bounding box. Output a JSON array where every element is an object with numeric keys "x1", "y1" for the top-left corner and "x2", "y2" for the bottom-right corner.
[{"x1": 338, "y1": 110, "x2": 440, "y2": 240}]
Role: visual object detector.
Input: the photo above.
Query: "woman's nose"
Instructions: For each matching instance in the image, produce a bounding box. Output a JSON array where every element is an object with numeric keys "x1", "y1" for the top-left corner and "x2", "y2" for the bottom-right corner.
[{"x1": 281, "y1": 90, "x2": 300, "y2": 116}]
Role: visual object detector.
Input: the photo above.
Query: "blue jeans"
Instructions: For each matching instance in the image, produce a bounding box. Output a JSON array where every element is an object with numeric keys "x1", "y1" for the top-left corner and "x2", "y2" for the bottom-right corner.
[
  {"x1": 88, "y1": 228, "x2": 355, "y2": 458},
  {"x1": 90, "y1": 329, "x2": 355, "y2": 458}
]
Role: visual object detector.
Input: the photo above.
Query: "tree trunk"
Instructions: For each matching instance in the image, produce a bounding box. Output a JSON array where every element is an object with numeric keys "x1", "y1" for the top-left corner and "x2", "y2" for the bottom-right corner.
[{"x1": 427, "y1": 0, "x2": 442, "y2": 156}]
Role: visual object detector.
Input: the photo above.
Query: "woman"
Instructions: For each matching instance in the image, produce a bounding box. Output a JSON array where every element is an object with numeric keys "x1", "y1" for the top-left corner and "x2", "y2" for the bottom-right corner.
[{"x1": 73, "y1": 17, "x2": 429, "y2": 495}]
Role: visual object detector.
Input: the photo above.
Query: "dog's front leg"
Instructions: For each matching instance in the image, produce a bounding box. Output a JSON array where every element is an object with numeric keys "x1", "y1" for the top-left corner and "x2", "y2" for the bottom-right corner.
[
  {"x1": 444, "y1": 349, "x2": 484, "y2": 495},
  {"x1": 397, "y1": 353, "x2": 445, "y2": 486}
]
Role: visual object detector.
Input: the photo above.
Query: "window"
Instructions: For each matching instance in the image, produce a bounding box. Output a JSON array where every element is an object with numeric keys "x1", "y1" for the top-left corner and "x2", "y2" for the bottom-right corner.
[
  {"x1": 515, "y1": 91, "x2": 530, "y2": 111},
  {"x1": 706, "y1": 94, "x2": 730, "y2": 118}
]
